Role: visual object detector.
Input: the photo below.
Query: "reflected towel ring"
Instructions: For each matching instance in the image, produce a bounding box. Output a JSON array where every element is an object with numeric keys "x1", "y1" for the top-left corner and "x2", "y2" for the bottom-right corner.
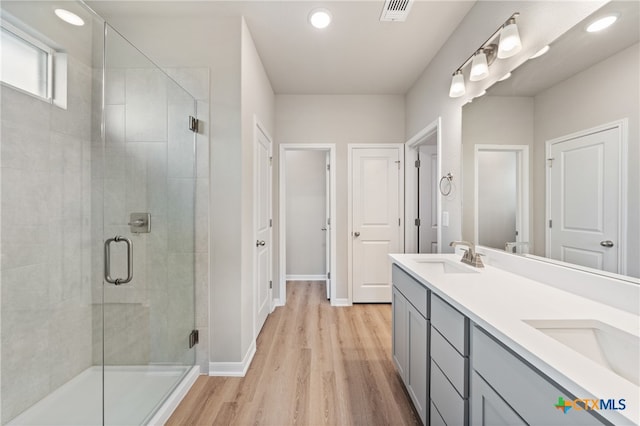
[{"x1": 439, "y1": 173, "x2": 453, "y2": 196}]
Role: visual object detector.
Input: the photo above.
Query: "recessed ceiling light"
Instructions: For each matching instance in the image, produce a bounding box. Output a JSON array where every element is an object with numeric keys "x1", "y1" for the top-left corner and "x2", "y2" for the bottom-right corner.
[
  {"x1": 530, "y1": 45, "x2": 550, "y2": 59},
  {"x1": 498, "y1": 72, "x2": 512, "y2": 81},
  {"x1": 55, "y1": 8, "x2": 85, "y2": 26},
  {"x1": 586, "y1": 14, "x2": 618, "y2": 33},
  {"x1": 309, "y1": 9, "x2": 332, "y2": 29}
]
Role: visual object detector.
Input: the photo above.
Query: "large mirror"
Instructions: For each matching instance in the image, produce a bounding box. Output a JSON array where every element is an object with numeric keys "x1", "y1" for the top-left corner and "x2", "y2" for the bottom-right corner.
[{"x1": 462, "y1": 1, "x2": 639, "y2": 280}]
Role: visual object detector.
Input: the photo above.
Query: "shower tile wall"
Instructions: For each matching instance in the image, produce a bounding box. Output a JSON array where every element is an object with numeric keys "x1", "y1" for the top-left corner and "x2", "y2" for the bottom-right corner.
[{"x1": 1, "y1": 55, "x2": 94, "y2": 423}]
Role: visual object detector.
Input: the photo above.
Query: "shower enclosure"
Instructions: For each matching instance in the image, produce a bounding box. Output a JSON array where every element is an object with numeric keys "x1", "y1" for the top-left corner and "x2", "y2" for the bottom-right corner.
[{"x1": 1, "y1": 1, "x2": 198, "y2": 424}]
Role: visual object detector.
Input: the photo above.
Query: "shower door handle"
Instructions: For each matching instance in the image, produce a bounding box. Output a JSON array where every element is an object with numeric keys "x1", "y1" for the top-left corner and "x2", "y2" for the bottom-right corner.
[{"x1": 104, "y1": 236, "x2": 133, "y2": 285}]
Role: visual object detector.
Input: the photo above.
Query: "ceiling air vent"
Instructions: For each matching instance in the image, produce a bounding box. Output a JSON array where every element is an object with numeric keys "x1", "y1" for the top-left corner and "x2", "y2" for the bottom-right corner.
[{"x1": 380, "y1": 0, "x2": 414, "y2": 22}]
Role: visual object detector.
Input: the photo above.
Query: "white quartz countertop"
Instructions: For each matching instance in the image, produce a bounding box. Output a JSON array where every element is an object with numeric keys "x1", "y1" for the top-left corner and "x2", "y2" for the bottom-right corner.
[{"x1": 389, "y1": 253, "x2": 640, "y2": 425}]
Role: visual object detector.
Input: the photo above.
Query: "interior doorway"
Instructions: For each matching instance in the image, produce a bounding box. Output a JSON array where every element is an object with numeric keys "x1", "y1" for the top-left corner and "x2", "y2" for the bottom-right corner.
[
  {"x1": 278, "y1": 144, "x2": 337, "y2": 305},
  {"x1": 405, "y1": 118, "x2": 441, "y2": 254},
  {"x1": 474, "y1": 144, "x2": 529, "y2": 253}
]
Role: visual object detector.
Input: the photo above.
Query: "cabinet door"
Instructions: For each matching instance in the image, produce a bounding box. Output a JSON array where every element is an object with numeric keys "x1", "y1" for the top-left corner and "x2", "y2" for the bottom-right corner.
[
  {"x1": 471, "y1": 372, "x2": 526, "y2": 426},
  {"x1": 392, "y1": 288, "x2": 408, "y2": 379},
  {"x1": 407, "y1": 303, "x2": 428, "y2": 424}
]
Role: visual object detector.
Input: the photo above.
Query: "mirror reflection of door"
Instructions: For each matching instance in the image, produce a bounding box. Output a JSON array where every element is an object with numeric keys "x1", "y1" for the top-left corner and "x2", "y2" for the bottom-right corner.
[
  {"x1": 475, "y1": 145, "x2": 529, "y2": 253},
  {"x1": 547, "y1": 125, "x2": 622, "y2": 273},
  {"x1": 417, "y1": 145, "x2": 438, "y2": 253}
]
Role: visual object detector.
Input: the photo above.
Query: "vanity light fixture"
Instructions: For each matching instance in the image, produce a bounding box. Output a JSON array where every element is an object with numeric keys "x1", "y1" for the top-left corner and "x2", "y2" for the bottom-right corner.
[
  {"x1": 586, "y1": 14, "x2": 618, "y2": 33},
  {"x1": 530, "y1": 45, "x2": 550, "y2": 59},
  {"x1": 448, "y1": 13, "x2": 522, "y2": 98},
  {"x1": 497, "y1": 15, "x2": 522, "y2": 58},
  {"x1": 449, "y1": 70, "x2": 466, "y2": 98},
  {"x1": 309, "y1": 8, "x2": 332, "y2": 29},
  {"x1": 469, "y1": 50, "x2": 490, "y2": 81},
  {"x1": 54, "y1": 8, "x2": 84, "y2": 26}
]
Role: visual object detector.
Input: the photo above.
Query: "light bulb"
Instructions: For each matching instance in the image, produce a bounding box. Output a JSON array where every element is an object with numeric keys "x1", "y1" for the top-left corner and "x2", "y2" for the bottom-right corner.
[
  {"x1": 586, "y1": 14, "x2": 618, "y2": 33},
  {"x1": 309, "y1": 9, "x2": 332, "y2": 29},
  {"x1": 470, "y1": 51, "x2": 489, "y2": 81},
  {"x1": 449, "y1": 71, "x2": 465, "y2": 98},
  {"x1": 498, "y1": 20, "x2": 522, "y2": 58},
  {"x1": 55, "y1": 9, "x2": 85, "y2": 26}
]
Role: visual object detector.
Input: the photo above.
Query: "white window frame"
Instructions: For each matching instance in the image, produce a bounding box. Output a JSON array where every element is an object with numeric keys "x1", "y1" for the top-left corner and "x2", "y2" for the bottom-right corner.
[{"x1": 1, "y1": 18, "x2": 56, "y2": 103}]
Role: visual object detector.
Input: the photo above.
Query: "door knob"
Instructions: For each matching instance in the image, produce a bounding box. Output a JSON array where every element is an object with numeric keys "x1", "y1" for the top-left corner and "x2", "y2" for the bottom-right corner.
[
  {"x1": 321, "y1": 228, "x2": 327, "y2": 231},
  {"x1": 256, "y1": 240, "x2": 266, "y2": 247},
  {"x1": 353, "y1": 232, "x2": 360, "y2": 237},
  {"x1": 600, "y1": 240, "x2": 614, "y2": 247}
]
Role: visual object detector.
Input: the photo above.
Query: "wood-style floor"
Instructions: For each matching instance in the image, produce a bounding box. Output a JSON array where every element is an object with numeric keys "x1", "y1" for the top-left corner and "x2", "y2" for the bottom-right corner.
[{"x1": 167, "y1": 281, "x2": 420, "y2": 425}]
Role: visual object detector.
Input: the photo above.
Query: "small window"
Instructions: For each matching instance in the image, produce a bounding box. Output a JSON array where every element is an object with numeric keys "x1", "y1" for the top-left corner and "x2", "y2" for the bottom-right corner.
[{"x1": 1, "y1": 20, "x2": 53, "y2": 101}]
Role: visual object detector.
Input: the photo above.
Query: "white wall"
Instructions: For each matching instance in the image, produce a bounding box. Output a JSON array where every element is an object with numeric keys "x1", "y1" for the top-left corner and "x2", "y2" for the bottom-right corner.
[
  {"x1": 406, "y1": 1, "x2": 605, "y2": 252},
  {"x1": 285, "y1": 150, "x2": 326, "y2": 277},
  {"x1": 461, "y1": 96, "x2": 534, "y2": 247},
  {"x1": 533, "y1": 43, "x2": 639, "y2": 278},
  {"x1": 240, "y1": 18, "x2": 275, "y2": 357},
  {"x1": 275, "y1": 95, "x2": 405, "y2": 300}
]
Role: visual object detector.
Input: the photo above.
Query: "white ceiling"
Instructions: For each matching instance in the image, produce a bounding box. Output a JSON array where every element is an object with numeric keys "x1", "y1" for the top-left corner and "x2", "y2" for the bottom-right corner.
[{"x1": 87, "y1": 1, "x2": 476, "y2": 95}]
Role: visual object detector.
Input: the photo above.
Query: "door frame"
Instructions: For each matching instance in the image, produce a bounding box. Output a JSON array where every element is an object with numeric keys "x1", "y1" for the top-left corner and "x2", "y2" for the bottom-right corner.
[
  {"x1": 545, "y1": 119, "x2": 628, "y2": 275},
  {"x1": 253, "y1": 117, "x2": 273, "y2": 339},
  {"x1": 474, "y1": 144, "x2": 529, "y2": 250},
  {"x1": 405, "y1": 117, "x2": 442, "y2": 254},
  {"x1": 347, "y1": 143, "x2": 405, "y2": 304},
  {"x1": 278, "y1": 143, "x2": 337, "y2": 306}
]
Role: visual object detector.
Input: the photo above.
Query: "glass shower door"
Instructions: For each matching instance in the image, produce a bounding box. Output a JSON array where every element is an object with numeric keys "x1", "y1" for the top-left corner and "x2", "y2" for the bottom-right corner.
[{"x1": 99, "y1": 24, "x2": 196, "y2": 425}]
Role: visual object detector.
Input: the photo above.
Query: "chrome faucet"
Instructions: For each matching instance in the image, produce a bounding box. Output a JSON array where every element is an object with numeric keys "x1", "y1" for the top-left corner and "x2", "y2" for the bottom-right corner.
[{"x1": 450, "y1": 241, "x2": 484, "y2": 268}]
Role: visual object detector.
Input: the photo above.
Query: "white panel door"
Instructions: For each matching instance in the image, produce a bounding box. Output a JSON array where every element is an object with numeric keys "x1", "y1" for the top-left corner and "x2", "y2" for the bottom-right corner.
[
  {"x1": 548, "y1": 126, "x2": 620, "y2": 272},
  {"x1": 324, "y1": 152, "x2": 331, "y2": 299},
  {"x1": 255, "y1": 125, "x2": 272, "y2": 335},
  {"x1": 352, "y1": 147, "x2": 402, "y2": 303}
]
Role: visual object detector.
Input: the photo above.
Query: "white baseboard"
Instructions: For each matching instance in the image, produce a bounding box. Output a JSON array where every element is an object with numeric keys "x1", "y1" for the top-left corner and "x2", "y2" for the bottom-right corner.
[
  {"x1": 148, "y1": 365, "x2": 200, "y2": 425},
  {"x1": 331, "y1": 298, "x2": 351, "y2": 307},
  {"x1": 208, "y1": 340, "x2": 256, "y2": 377},
  {"x1": 286, "y1": 274, "x2": 327, "y2": 281},
  {"x1": 271, "y1": 298, "x2": 284, "y2": 312}
]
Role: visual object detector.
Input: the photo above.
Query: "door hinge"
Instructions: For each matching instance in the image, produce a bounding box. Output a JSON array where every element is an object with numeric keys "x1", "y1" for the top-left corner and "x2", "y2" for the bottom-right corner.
[
  {"x1": 269, "y1": 218, "x2": 273, "y2": 228},
  {"x1": 549, "y1": 219, "x2": 553, "y2": 228},
  {"x1": 547, "y1": 157, "x2": 555, "y2": 167},
  {"x1": 269, "y1": 280, "x2": 273, "y2": 289},
  {"x1": 327, "y1": 218, "x2": 331, "y2": 226},
  {"x1": 327, "y1": 164, "x2": 330, "y2": 171},
  {"x1": 188, "y1": 116, "x2": 199, "y2": 133},
  {"x1": 395, "y1": 160, "x2": 401, "y2": 169},
  {"x1": 415, "y1": 218, "x2": 421, "y2": 226},
  {"x1": 188, "y1": 329, "x2": 199, "y2": 348},
  {"x1": 398, "y1": 218, "x2": 401, "y2": 226},
  {"x1": 415, "y1": 160, "x2": 421, "y2": 168},
  {"x1": 269, "y1": 156, "x2": 273, "y2": 166},
  {"x1": 327, "y1": 272, "x2": 331, "y2": 279}
]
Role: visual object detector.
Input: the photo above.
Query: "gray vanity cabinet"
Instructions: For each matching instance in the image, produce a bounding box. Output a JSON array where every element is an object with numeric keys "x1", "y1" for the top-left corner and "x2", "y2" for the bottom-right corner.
[
  {"x1": 392, "y1": 265, "x2": 429, "y2": 424},
  {"x1": 471, "y1": 326, "x2": 605, "y2": 426},
  {"x1": 430, "y1": 294, "x2": 470, "y2": 426}
]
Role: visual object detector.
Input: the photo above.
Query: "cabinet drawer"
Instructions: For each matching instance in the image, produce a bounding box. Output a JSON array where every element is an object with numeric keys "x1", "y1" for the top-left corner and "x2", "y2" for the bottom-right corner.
[
  {"x1": 392, "y1": 264, "x2": 428, "y2": 317},
  {"x1": 431, "y1": 325, "x2": 467, "y2": 397},
  {"x1": 431, "y1": 359, "x2": 467, "y2": 426},
  {"x1": 472, "y1": 326, "x2": 604, "y2": 426},
  {"x1": 431, "y1": 294, "x2": 468, "y2": 355}
]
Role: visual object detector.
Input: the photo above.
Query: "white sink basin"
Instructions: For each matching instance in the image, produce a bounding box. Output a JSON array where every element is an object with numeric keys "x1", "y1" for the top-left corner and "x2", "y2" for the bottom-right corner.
[
  {"x1": 524, "y1": 319, "x2": 639, "y2": 386},
  {"x1": 413, "y1": 259, "x2": 479, "y2": 274}
]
